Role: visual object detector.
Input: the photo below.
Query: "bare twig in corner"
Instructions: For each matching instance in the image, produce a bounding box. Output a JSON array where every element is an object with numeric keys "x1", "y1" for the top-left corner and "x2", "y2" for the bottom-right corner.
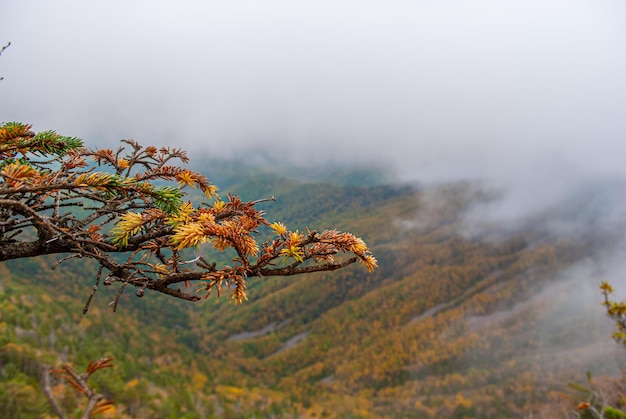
[
  {"x1": 0, "y1": 41, "x2": 10, "y2": 81},
  {"x1": 0, "y1": 42, "x2": 10, "y2": 56}
]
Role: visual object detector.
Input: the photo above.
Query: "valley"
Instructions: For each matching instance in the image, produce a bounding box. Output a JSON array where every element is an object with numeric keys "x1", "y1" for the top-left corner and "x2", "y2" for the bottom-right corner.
[{"x1": 0, "y1": 165, "x2": 623, "y2": 418}]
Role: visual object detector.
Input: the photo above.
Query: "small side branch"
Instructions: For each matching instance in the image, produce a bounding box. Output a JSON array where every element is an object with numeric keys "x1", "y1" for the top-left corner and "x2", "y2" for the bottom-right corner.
[
  {"x1": 83, "y1": 266, "x2": 103, "y2": 315},
  {"x1": 51, "y1": 253, "x2": 82, "y2": 270},
  {"x1": 0, "y1": 198, "x2": 56, "y2": 240},
  {"x1": 110, "y1": 282, "x2": 128, "y2": 312},
  {"x1": 0, "y1": 41, "x2": 10, "y2": 57},
  {"x1": 251, "y1": 196, "x2": 276, "y2": 205},
  {"x1": 42, "y1": 366, "x2": 68, "y2": 419},
  {"x1": 0, "y1": 41, "x2": 10, "y2": 81},
  {"x1": 259, "y1": 257, "x2": 358, "y2": 277},
  {"x1": 152, "y1": 284, "x2": 202, "y2": 302}
]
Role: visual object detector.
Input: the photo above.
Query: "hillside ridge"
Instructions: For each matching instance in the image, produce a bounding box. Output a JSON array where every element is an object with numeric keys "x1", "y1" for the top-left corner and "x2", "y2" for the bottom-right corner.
[{"x1": 0, "y1": 166, "x2": 622, "y2": 417}]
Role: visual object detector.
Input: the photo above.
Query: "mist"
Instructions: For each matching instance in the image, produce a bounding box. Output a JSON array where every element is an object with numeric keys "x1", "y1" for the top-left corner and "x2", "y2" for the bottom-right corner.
[{"x1": 1, "y1": 0, "x2": 625, "y2": 220}]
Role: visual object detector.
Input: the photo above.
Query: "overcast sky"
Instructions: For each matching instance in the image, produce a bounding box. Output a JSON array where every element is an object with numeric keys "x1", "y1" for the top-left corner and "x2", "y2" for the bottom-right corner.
[{"x1": 1, "y1": 0, "x2": 625, "y2": 215}]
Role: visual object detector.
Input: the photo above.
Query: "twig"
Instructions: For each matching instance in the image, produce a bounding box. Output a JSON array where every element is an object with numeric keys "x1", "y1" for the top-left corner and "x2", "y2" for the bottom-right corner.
[
  {"x1": 0, "y1": 41, "x2": 10, "y2": 81},
  {"x1": 259, "y1": 257, "x2": 358, "y2": 276},
  {"x1": 51, "y1": 253, "x2": 82, "y2": 270},
  {"x1": 251, "y1": 196, "x2": 276, "y2": 205},
  {"x1": 54, "y1": 190, "x2": 61, "y2": 217},
  {"x1": 81, "y1": 396, "x2": 99, "y2": 419},
  {"x1": 42, "y1": 366, "x2": 68, "y2": 419},
  {"x1": 0, "y1": 41, "x2": 10, "y2": 57},
  {"x1": 181, "y1": 256, "x2": 200, "y2": 264},
  {"x1": 110, "y1": 282, "x2": 127, "y2": 312},
  {"x1": 83, "y1": 266, "x2": 103, "y2": 315},
  {"x1": 61, "y1": 364, "x2": 101, "y2": 419}
]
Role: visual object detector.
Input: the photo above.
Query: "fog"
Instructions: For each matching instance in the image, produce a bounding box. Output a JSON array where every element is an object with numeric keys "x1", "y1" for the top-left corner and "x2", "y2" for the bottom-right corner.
[{"x1": 1, "y1": 0, "x2": 625, "y2": 219}]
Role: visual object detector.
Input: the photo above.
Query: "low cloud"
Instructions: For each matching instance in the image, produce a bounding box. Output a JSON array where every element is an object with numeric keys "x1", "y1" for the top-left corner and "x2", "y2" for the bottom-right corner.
[{"x1": 1, "y1": 0, "x2": 625, "y2": 224}]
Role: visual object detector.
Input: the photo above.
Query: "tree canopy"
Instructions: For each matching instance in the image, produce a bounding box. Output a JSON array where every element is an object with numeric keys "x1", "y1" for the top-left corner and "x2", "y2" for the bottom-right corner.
[{"x1": 0, "y1": 122, "x2": 376, "y2": 312}]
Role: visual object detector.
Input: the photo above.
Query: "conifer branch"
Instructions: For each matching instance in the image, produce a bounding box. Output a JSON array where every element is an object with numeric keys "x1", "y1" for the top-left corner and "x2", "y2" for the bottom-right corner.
[{"x1": 0, "y1": 122, "x2": 376, "y2": 310}]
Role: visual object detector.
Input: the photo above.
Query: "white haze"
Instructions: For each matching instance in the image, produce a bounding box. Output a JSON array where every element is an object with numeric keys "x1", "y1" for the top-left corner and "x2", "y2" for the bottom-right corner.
[{"x1": 1, "y1": 0, "x2": 625, "y2": 220}]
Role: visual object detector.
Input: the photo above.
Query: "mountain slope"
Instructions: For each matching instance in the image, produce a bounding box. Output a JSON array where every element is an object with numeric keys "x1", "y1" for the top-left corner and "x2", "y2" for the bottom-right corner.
[{"x1": 0, "y1": 167, "x2": 623, "y2": 418}]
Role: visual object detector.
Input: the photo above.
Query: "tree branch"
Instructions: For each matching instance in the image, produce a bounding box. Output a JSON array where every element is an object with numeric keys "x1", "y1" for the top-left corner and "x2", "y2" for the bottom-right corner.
[
  {"x1": 0, "y1": 198, "x2": 57, "y2": 240},
  {"x1": 42, "y1": 366, "x2": 68, "y2": 419},
  {"x1": 259, "y1": 257, "x2": 358, "y2": 277},
  {"x1": 0, "y1": 126, "x2": 376, "y2": 309}
]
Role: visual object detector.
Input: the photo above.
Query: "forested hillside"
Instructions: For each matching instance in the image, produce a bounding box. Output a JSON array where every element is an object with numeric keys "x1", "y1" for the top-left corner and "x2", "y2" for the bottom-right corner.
[{"x1": 0, "y1": 165, "x2": 622, "y2": 418}]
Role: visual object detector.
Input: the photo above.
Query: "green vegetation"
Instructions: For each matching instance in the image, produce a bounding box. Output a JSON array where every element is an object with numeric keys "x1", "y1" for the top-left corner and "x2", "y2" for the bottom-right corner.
[{"x1": 1, "y1": 159, "x2": 621, "y2": 417}]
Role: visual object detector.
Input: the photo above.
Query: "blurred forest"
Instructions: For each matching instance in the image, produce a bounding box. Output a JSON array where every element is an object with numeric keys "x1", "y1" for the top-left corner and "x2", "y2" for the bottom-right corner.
[{"x1": 0, "y1": 163, "x2": 623, "y2": 418}]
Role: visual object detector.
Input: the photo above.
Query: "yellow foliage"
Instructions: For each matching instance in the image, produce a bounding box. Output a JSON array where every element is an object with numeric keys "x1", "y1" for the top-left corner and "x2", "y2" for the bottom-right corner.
[
  {"x1": 280, "y1": 245, "x2": 304, "y2": 263},
  {"x1": 176, "y1": 170, "x2": 197, "y2": 188},
  {"x1": 215, "y1": 385, "x2": 246, "y2": 401},
  {"x1": 210, "y1": 236, "x2": 230, "y2": 252},
  {"x1": 3, "y1": 342, "x2": 25, "y2": 353},
  {"x1": 166, "y1": 201, "x2": 194, "y2": 228},
  {"x1": 171, "y1": 221, "x2": 207, "y2": 249},
  {"x1": 241, "y1": 235, "x2": 259, "y2": 257},
  {"x1": 349, "y1": 237, "x2": 368, "y2": 254},
  {"x1": 125, "y1": 378, "x2": 140, "y2": 389},
  {"x1": 201, "y1": 183, "x2": 218, "y2": 197},
  {"x1": 1, "y1": 163, "x2": 41, "y2": 189},
  {"x1": 213, "y1": 199, "x2": 225, "y2": 211},
  {"x1": 191, "y1": 372, "x2": 208, "y2": 391},
  {"x1": 197, "y1": 211, "x2": 215, "y2": 224},
  {"x1": 99, "y1": 405, "x2": 118, "y2": 418},
  {"x1": 110, "y1": 212, "x2": 146, "y2": 247},
  {"x1": 0, "y1": 122, "x2": 32, "y2": 141},
  {"x1": 77, "y1": 317, "x2": 92, "y2": 331},
  {"x1": 270, "y1": 221, "x2": 288, "y2": 236},
  {"x1": 288, "y1": 230, "x2": 303, "y2": 243},
  {"x1": 359, "y1": 255, "x2": 378, "y2": 272},
  {"x1": 74, "y1": 172, "x2": 116, "y2": 188}
]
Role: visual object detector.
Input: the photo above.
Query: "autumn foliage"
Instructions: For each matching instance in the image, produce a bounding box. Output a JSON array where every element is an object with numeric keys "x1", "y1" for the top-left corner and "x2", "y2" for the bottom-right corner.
[
  {"x1": 0, "y1": 122, "x2": 376, "y2": 311},
  {"x1": 43, "y1": 358, "x2": 115, "y2": 419},
  {"x1": 601, "y1": 281, "x2": 626, "y2": 349}
]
